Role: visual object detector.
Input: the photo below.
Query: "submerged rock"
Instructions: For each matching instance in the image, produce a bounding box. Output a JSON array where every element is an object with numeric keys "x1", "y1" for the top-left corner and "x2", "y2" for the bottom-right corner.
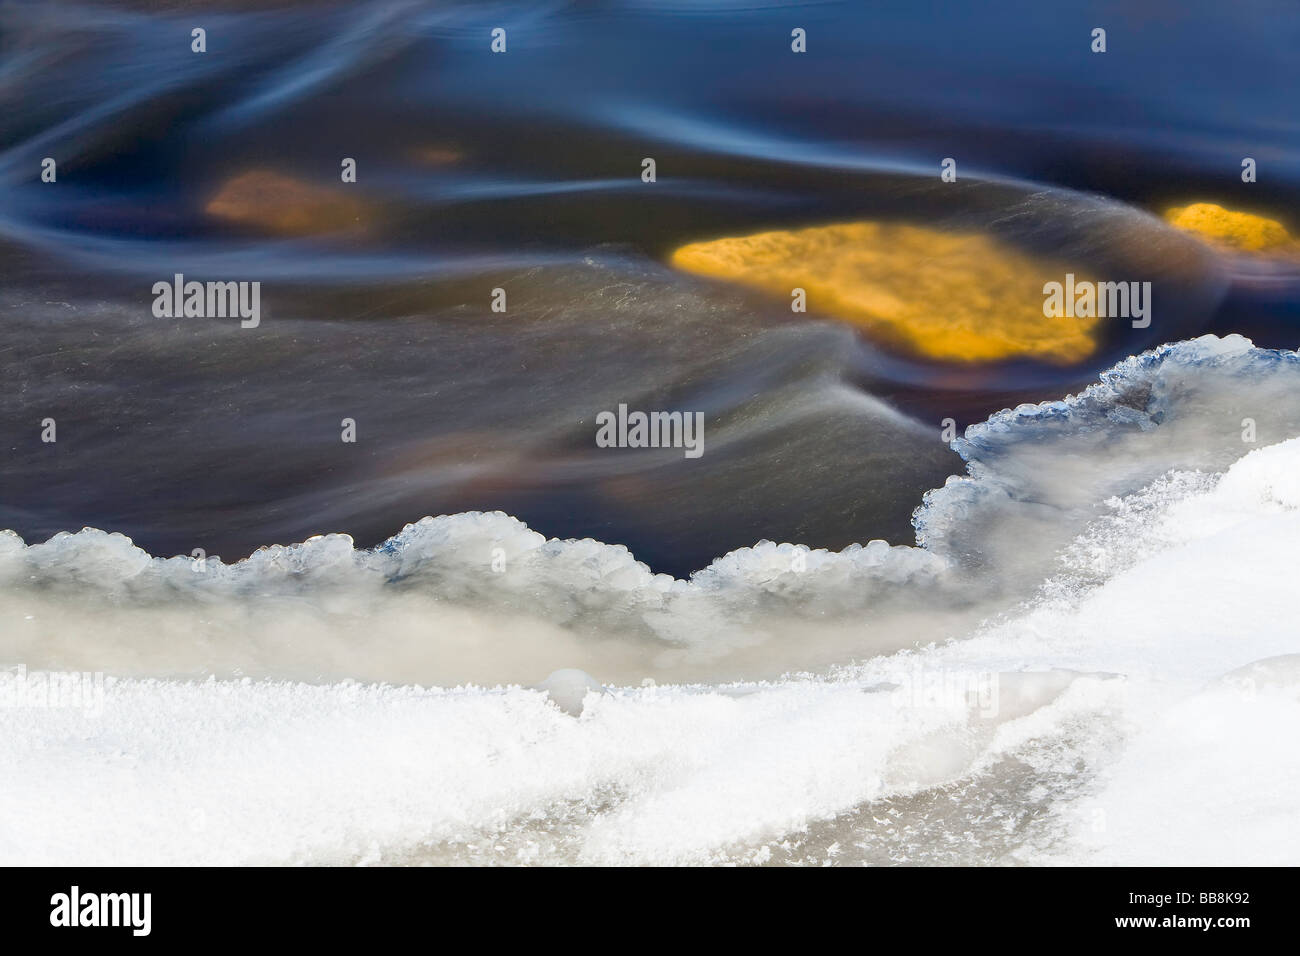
[
  {"x1": 670, "y1": 222, "x2": 1102, "y2": 364},
  {"x1": 1164, "y1": 202, "x2": 1298, "y2": 256},
  {"x1": 205, "y1": 169, "x2": 366, "y2": 235}
]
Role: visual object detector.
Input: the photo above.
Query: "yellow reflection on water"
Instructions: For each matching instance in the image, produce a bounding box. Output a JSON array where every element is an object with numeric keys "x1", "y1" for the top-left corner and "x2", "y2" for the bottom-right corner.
[
  {"x1": 1164, "y1": 202, "x2": 1296, "y2": 254},
  {"x1": 671, "y1": 222, "x2": 1101, "y2": 364},
  {"x1": 206, "y1": 170, "x2": 366, "y2": 235}
]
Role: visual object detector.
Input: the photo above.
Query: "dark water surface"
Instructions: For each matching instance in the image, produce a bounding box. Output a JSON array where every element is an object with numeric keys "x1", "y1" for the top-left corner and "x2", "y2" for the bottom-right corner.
[{"x1": 1, "y1": 0, "x2": 1297, "y2": 575}]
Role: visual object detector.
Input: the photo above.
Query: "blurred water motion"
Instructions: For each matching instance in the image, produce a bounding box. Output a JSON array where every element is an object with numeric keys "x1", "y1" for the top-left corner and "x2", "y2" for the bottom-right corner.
[{"x1": 1, "y1": 0, "x2": 1296, "y2": 574}]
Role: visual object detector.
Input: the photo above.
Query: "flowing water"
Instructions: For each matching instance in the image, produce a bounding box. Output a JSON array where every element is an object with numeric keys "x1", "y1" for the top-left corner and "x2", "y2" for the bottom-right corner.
[{"x1": 2, "y1": 0, "x2": 1299, "y2": 865}]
